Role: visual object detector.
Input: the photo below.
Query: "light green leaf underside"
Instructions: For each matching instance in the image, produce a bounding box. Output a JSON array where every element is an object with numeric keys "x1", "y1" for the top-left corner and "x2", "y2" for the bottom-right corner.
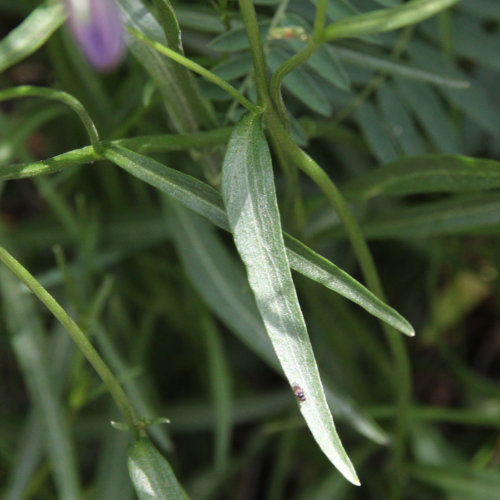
[
  {"x1": 127, "y1": 439, "x2": 188, "y2": 500},
  {"x1": 102, "y1": 143, "x2": 413, "y2": 336},
  {"x1": 166, "y1": 203, "x2": 387, "y2": 444},
  {"x1": 221, "y1": 112, "x2": 358, "y2": 485},
  {"x1": 342, "y1": 155, "x2": 500, "y2": 200},
  {"x1": 0, "y1": 1, "x2": 65, "y2": 73}
]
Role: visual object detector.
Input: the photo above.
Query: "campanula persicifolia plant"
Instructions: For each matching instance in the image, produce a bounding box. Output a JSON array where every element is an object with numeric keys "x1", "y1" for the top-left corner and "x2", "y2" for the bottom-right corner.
[{"x1": 1, "y1": 0, "x2": 499, "y2": 498}]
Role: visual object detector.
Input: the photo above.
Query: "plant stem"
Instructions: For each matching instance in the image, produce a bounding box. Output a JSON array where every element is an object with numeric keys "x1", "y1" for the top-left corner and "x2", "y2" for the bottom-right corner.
[
  {"x1": 269, "y1": 0, "x2": 328, "y2": 119},
  {"x1": 313, "y1": 0, "x2": 329, "y2": 37},
  {"x1": 0, "y1": 128, "x2": 233, "y2": 182},
  {"x1": 128, "y1": 27, "x2": 258, "y2": 112},
  {"x1": 269, "y1": 39, "x2": 320, "y2": 121},
  {"x1": 0, "y1": 86, "x2": 102, "y2": 154},
  {"x1": 237, "y1": 0, "x2": 273, "y2": 108},
  {"x1": 0, "y1": 247, "x2": 140, "y2": 432}
]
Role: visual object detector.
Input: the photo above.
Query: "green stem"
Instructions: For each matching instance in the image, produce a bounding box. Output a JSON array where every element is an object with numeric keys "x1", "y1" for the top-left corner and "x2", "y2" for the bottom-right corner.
[
  {"x1": 0, "y1": 86, "x2": 101, "y2": 154},
  {"x1": 269, "y1": 39, "x2": 320, "y2": 120},
  {"x1": 0, "y1": 247, "x2": 140, "y2": 431},
  {"x1": 0, "y1": 128, "x2": 233, "y2": 181},
  {"x1": 237, "y1": 0, "x2": 272, "y2": 108},
  {"x1": 269, "y1": 0, "x2": 328, "y2": 119},
  {"x1": 324, "y1": 0, "x2": 459, "y2": 41},
  {"x1": 312, "y1": 0, "x2": 329, "y2": 37},
  {"x1": 127, "y1": 27, "x2": 257, "y2": 112}
]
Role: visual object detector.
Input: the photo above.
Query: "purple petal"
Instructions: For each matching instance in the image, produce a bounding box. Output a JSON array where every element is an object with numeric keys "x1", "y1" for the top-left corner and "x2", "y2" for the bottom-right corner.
[{"x1": 65, "y1": 0, "x2": 125, "y2": 71}]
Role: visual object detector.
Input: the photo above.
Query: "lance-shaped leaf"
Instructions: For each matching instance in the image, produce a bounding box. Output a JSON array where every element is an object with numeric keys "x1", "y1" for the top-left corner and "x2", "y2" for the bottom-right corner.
[
  {"x1": 166, "y1": 203, "x2": 388, "y2": 445},
  {"x1": 101, "y1": 144, "x2": 413, "y2": 337},
  {"x1": 128, "y1": 438, "x2": 188, "y2": 500},
  {"x1": 342, "y1": 155, "x2": 500, "y2": 201},
  {"x1": 0, "y1": 1, "x2": 65, "y2": 73},
  {"x1": 221, "y1": 113, "x2": 359, "y2": 485}
]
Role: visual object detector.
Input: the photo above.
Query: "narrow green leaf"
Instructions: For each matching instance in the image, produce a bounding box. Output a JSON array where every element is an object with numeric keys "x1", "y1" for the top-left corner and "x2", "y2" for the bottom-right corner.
[
  {"x1": 283, "y1": 235, "x2": 414, "y2": 336},
  {"x1": 4, "y1": 414, "x2": 43, "y2": 500},
  {"x1": 319, "y1": 0, "x2": 379, "y2": 43},
  {"x1": 128, "y1": 438, "x2": 189, "y2": 500},
  {"x1": 395, "y1": 79, "x2": 461, "y2": 153},
  {"x1": 166, "y1": 202, "x2": 277, "y2": 366},
  {"x1": 212, "y1": 53, "x2": 253, "y2": 81},
  {"x1": 94, "y1": 431, "x2": 133, "y2": 500},
  {"x1": 165, "y1": 204, "x2": 390, "y2": 444},
  {"x1": 102, "y1": 143, "x2": 228, "y2": 231},
  {"x1": 342, "y1": 155, "x2": 500, "y2": 200},
  {"x1": 324, "y1": 0, "x2": 460, "y2": 41},
  {"x1": 355, "y1": 103, "x2": 400, "y2": 164},
  {"x1": 151, "y1": 0, "x2": 183, "y2": 53},
  {"x1": 410, "y1": 465, "x2": 500, "y2": 500},
  {"x1": 221, "y1": 113, "x2": 359, "y2": 485},
  {"x1": 332, "y1": 45, "x2": 469, "y2": 88},
  {"x1": 175, "y1": 5, "x2": 227, "y2": 33},
  {"x1": 209, "y1": 22, "x2": 270, "y2": 52},
  {"x1": 0, "y1": 268, "x2": 81, "y2": 500},
  {"x1": 0, "y1": 1, "x2": 65, "y2": 73},
  {"x1": 354, "y1": 193, "x2": 500, "y2": 239},
  {"x1": 103, "y1": 143, "x2": 413, "y2": 336},
  {"x1": 200, "y1": 312, "x2": 233, "y2": 472},
  {"x1": 119, "y1": 0, "x2": 216, "y2": 133},
  {"x1": 376, "y1": 84, "x2": 426, "y2": 156},
  {"x1": 406, "y1": 40, "x2": 500, "y2": 138}
]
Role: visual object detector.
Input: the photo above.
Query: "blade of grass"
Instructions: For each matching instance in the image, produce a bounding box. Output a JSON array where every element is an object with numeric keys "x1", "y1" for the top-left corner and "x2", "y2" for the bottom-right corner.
[{"x1": 0, "y1": 268, "x2": 81, "y2": 500}]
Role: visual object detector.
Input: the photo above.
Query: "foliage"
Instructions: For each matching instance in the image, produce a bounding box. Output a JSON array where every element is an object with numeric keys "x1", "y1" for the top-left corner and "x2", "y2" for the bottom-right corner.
[{"x1": 1, "y1": 0, "x2": 499, "y2": 498}]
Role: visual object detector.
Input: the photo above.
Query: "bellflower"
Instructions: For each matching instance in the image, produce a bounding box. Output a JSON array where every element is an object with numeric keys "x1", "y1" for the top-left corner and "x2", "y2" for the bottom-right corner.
[{"x1": 64, "y1": 0, "x2": 125, "y2": 71}]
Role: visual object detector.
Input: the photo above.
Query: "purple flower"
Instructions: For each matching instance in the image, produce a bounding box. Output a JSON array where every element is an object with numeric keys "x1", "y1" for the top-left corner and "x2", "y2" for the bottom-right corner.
[{"x1": 64, "y1": 0, "x2": 125, "y2": 71}]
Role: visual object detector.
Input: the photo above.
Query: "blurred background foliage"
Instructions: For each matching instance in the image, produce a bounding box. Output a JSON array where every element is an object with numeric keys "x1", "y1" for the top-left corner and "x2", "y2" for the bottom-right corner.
[{"x1": 1, "y1": 0, "x2": 500, "y2": 498}]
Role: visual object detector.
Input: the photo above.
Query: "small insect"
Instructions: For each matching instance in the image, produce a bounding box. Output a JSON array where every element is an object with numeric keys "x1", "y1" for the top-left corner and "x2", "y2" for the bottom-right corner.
[{"x1": 292, "y1": 384, "x2": 306, "y2": 402}]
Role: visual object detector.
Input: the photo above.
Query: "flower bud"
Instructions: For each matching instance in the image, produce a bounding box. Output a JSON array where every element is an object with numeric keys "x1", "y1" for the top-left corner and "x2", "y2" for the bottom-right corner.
[{"x1": 64, "y1": 0, "x2": 125, "y2": 71}]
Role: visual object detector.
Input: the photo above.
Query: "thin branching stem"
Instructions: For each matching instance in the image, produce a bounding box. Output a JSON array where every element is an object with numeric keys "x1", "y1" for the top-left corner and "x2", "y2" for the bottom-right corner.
[
  {"x1": 128, "y1": 27, "x2": 258, "y2": 112},
  {"x1": 0, "y1": 247, "x2": 140, "y2": 433}
]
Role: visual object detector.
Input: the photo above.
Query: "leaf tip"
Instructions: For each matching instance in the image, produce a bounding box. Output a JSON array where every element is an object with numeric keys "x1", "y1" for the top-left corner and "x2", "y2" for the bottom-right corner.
[
  {"x1": 405, "y1": 323, "x2": 416, "y2": 337},
  {"x1": 345, "y1": 467, "x2": 361, "y2": 487}
]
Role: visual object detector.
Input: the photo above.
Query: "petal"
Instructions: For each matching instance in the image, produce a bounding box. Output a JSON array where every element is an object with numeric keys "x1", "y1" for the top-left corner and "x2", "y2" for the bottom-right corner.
[{"x1": 65, "y1": 0, "x2": 125, "y2": 71}]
